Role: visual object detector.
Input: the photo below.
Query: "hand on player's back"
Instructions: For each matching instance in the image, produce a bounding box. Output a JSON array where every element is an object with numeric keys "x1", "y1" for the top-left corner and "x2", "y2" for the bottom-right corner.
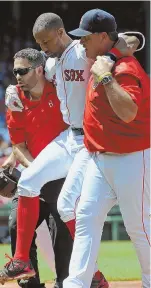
[
  {"x1": 90, "y1": 56, "x2": 114, "y2": 81},
  {"x1": 115, "y1": 34, "x2": 140, "y2": 56},
  {"x1": 5, "y1": 85, "x2": 24, "y2": 112}
]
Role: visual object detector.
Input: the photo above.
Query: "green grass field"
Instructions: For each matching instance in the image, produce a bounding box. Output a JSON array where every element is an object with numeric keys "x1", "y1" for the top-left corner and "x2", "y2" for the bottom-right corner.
[{"x1": 0, "y1": 241, "x2": 141, "y2": 283}]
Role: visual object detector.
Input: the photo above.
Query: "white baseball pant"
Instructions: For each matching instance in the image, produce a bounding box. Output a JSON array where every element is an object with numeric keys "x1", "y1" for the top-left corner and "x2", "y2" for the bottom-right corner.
[
  {"x1": 17, "y1": 128, "x2": 90, "y2": 222},
  {"x1": 63, "y1": 148, "x2": 150, "y2": 288}
]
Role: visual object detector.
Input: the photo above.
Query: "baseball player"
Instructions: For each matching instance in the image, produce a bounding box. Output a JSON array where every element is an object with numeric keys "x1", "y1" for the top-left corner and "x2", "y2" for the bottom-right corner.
[
  {"x1": 60, "y1": 9, "x2": 150, "y2": 288},
  {"x1": 0, "y1": 12, "x2": 141, "y2": 287},
  {"x1": 0, "y1": 48, "x2": 73, "y2": 288}
]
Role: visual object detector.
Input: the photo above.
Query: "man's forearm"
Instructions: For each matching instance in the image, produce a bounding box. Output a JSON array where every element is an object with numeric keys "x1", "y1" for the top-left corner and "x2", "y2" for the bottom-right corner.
[
  {"x1": 104, "y1": 78, "x2": 138, "y2": 123},
  {"x1": 2, "y1": 152, "x2": 16, "y2": 170},
  {"x1": 13, "y1": 144, "x2": 34, "y2": 168}
]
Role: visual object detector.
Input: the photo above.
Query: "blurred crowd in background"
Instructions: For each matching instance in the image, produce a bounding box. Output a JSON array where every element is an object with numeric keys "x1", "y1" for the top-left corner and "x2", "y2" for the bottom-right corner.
[
  {"x1": 0, "y1": 3, "x2": 35, "y2": 164},
  {"x1": 0, "y1": 32, "x2": 34, "y2": 165}
]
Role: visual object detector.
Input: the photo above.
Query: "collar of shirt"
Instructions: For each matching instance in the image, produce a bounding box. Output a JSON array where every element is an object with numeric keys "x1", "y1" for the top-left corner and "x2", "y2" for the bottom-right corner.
[
  {"x1": 56, "y1": 40, "x2": 79, "y2": 64},
  {"x1": 17, "y1": 81, "x2": 49, "y2": 109}
]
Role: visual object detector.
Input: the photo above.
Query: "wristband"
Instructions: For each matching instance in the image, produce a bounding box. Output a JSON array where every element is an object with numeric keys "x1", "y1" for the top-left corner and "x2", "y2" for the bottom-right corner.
[{"x1": 96, "y1": 72, "x2": 112, "y2": 83}]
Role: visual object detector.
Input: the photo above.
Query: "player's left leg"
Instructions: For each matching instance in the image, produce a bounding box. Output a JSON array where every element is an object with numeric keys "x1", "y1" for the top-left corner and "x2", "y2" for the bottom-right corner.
[
  {"x1": 7, "y1": 194, "x2": 47, "y2": 288},
  {"x1": 63, "y1": 155, "x2": 117, "y2": 288},
  {"x1": 58, "y1": 148, "x2": 109, "y2": 288},
  {"x1": 57, "y1": 147, "x2": 90, "y2": 227},
  {"x1": 115, "y1": 148, "x2": 150, "y2": 288}
]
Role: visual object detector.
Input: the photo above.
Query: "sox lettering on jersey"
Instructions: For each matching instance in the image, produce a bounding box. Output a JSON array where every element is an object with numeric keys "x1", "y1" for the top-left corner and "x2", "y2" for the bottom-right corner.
[{"x1": 64, "y1": 70, "x2": 84, "y2": 81}]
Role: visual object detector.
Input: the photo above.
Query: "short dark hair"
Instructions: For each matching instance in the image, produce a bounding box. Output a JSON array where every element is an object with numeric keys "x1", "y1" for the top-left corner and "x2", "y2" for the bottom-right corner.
[
  {"x1": 33, "y1": 13, "x2": 64, "y2": 35},
  {"x1": 108, "y1": 31, "x2": 118, "y2": 41},
  {"x1": 14, "y1": 48, "x2": 46, "y2": 67}
]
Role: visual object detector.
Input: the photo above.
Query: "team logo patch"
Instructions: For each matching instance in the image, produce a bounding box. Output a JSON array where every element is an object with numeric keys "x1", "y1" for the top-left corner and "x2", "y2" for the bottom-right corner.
[
  {"x1": 48, "y1": 100, "x2": 53, "y2": 107},
  {"x1": 13, "y1": 101, "x2": 22, "y2": 109}
]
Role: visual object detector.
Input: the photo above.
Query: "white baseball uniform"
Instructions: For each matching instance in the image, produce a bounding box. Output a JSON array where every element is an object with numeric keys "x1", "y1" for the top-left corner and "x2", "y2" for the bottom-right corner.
[{"x1": 7, "y1": 40, "x2": 92, "y2": 224}]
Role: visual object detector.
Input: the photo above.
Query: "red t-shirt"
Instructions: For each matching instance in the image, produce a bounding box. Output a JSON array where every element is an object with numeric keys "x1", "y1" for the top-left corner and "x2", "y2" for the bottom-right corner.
[
  {"x1": 84, "y1": 56, "x2": 150, "y2": 153},
  {"x1": 6, "y1": 81, "x2": 68, "y2": 158}
]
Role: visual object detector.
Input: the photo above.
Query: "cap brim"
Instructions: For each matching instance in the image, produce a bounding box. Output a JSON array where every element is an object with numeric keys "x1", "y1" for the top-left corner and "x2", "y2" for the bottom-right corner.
[{"x1": 68, "y1": 28, "x2": 92, "y2": 37}]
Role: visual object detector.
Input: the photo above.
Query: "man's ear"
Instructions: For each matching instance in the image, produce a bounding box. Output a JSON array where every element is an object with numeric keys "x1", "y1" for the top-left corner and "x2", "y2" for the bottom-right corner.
[
  {"x1": 57, "y1": 28, "x2": 64, "y2": 37},
  {"x1": 99, "y1": 32, "x2": 108, "y2": 42},
  {"x1": 36, "y1": 66, "x2": 44, "y2": 76}
]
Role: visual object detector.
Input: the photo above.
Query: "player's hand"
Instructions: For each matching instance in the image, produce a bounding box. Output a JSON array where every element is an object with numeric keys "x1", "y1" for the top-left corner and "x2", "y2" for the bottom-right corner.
[
  {"x1": 90, "y1": 56, "x2": 114, "y2": 81},
  {"x1": 1, "y1": 153, "x2": 16, "y2": 173},
  {"x1": 45, "y1": 58, "x2": 56, "y2": 82},
  {"x1": 115, "y1": 34, "x2": 140, "y2": 56},
  {"x1": 5, "y1": 85, "x2": 24, "y2": 112}
]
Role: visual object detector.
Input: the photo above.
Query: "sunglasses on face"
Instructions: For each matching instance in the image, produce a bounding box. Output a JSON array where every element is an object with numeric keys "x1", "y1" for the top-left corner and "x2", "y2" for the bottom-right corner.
[{"x1": 13, "y1": 66, "x2": 35, "y2": 77}]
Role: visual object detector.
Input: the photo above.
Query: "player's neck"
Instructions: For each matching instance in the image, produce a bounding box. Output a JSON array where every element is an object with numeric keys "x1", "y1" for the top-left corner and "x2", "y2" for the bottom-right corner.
[
  {"x1": 28, "y1": 79, "x2": 45, "y2": 101},
  {"x1": 59, "y1": 35, "x2": 73, "y2": 58},
  {"x1": 63, "y1": 35, "x2": 73, "y2": 50}
]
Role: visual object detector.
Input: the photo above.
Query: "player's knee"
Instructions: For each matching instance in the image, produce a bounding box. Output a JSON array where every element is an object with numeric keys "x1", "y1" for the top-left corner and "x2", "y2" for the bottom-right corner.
[
  {"x1": 76, "y1": 213, "x2": 99, "y2": 237},
  {"x1": 57, "y1": 194, "x2": 74, "y2": 222},
  {"x1": 76, "y1": 201, "x2": 100, "y2": 230}
]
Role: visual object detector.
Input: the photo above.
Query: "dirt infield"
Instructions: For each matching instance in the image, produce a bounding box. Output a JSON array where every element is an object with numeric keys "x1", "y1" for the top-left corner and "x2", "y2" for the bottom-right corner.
[
  {"x1": 1, "y1": 280, "x2": 142, "y2": 288},
  {"x1": 109, "y1": 281, "x2": 141, "y2": 287}
]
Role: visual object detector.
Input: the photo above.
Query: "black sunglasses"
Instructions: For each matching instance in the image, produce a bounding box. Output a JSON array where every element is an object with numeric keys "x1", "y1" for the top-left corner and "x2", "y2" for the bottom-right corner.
[{"x1": 13, "y1": 67, "x2": 35, "y2": 77}]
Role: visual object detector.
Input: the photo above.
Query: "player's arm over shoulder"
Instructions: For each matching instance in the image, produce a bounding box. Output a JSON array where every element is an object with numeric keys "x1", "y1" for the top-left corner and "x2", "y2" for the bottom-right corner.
[
  {"x1": 5, "y1": 85, "x2": 24, "y2": 112},
  {"x1": 45, "y1": 57, "x2": 56, "y2": 81}
]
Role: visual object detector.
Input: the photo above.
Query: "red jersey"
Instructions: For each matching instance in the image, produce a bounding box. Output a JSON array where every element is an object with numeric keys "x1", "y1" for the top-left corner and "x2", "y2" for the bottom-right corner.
[
  {"x1": 6, "y1": 81, "x2": 68, "y2": 158},
  {"x1": 84, "y1": 56, "x2": 150, "y2": 153}
]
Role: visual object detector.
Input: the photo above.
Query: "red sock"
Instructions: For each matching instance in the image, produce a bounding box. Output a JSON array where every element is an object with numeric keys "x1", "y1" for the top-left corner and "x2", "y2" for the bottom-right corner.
[
  {"x1": 14, "y1": 196, "x2": 39, "y2": 262},
  {"x1": 94, "y1": 270, "x2": 101, "y2": 278},
  {"x1": 66, "y1": 219, "x2": 75, "y2": 239}
]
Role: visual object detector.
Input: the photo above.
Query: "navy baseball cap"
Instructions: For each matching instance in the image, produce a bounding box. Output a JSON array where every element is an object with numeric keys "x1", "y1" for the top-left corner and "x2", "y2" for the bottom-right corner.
[{"x1": 69, "y1": 9, "x2": 117, "y2": 37}]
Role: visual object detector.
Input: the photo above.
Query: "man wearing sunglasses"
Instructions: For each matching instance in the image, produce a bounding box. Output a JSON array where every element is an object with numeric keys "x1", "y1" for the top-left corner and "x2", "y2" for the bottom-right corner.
[
  {"x1": 0, "y1": 11, "x2": 141, "y2": 287},
  {"x1": 1, "y1": 48, "x2": 73, "y2": 288}
]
